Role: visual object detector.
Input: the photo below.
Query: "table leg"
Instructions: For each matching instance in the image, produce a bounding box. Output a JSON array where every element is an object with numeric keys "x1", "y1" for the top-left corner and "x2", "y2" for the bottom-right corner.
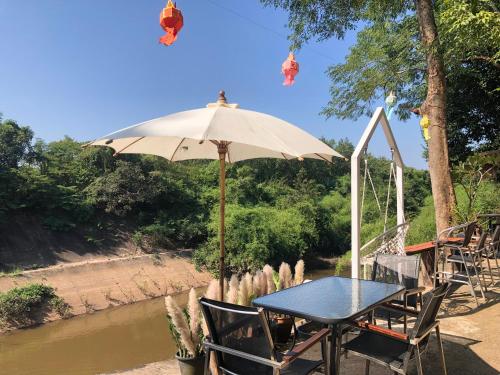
[{"x1": 329, "y1": 324, "x2": 341, "y2": 375}]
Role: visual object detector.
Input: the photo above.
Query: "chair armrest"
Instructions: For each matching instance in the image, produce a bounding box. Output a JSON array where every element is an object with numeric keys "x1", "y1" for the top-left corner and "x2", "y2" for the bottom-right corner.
[
  {"x1": 282, "y1": 328, "x2": 330, "y2": 363},
  {"x1": 204, "y1": 341, "x2": 282, "y2": 369},
  {"x1": 405, "y1": 287, "x2": 426, "y2": 297},
  {"x1": 381, "y1": 302, "x2": 419, "y2": 317},
  {"x1": 348, "y1": 320, "x2": 409, "y2": 343}
]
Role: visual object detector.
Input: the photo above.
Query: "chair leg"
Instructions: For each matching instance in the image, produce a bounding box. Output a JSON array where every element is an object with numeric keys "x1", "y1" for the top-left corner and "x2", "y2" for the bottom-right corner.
[
  {"x1": 435, "y1": 325, "x2": 448, "y2": 375},
  {"x1": 365, "y1": 359, "x2": 370, "y2": 375},
  {"x1": 403, "y1": 298, "x2": 408, "y2": 333},
  {"x1": 476, "y1": 254, "x2": 488, "y2": 292},
  {"x1": 321, "y1": 337, "x2": 329, "y2": 369},
  {"x1": 470, "y1": 256, "x2": 486, "y2": 299},
  {"x1": 415, "y1": 343, "x2": 424, "y2": 375},
  {"x1": 335, "y1": 326, "x2": 342, "y2": 375},
  {"x1": 485, "y1": 256, "x2": 494, "y2": 285},
  {"x1": 460, "y1": 252, "x2": 480, "y2": 307}
]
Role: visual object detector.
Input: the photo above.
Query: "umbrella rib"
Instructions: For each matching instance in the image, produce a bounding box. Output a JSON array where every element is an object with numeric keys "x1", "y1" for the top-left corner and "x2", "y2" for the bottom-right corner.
[
  {"x1": 170, "y1": 138, "x2": 186, "y2": 161},
  {"x1": 281, "y1": 153, "x2": 290, "y2": 160},
  {"x1": 113, "y1": 137, "x2": 145, "y2": 156},
  {"x1": 314, "y1": 153, "x2": 333, "y2": 165}
]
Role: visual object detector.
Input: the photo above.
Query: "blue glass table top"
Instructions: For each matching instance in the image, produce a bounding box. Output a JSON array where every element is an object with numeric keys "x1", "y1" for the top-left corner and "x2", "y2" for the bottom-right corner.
[{"x1": 253, "y1": 276, "x2": 405, "y2": 324}]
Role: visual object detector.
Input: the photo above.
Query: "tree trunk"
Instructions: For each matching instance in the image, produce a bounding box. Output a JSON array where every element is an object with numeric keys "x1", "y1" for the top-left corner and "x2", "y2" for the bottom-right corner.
[{"x1": 415, "y1": 0, "x2": 456, "y2": 234}]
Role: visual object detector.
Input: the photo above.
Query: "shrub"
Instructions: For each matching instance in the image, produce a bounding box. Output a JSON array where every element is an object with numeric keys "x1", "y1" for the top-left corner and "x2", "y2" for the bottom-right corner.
[
  {"x1": 406, "y1": 196, "x2": 436, "y2": 245},
  {"x1": 0, "y1": 284, "x2": 70, "y2": 327},
  {"x1": 193, "y1": 204, "x2": 317, "y2": 275}
]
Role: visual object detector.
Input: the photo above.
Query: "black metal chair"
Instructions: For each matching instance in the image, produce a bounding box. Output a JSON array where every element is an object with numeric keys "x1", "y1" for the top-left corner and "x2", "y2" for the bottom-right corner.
[
  {"x1": 371, "y1": 254, "x2": 424, "y2": 332},
  {"x1": 481, "y1": 225, "x2": 500, "y2": 284},
  {"x1": 436, "y1": 227, "x2": 487, "y2": 307},
  {"x1": 343, "y1": 282, "x2": 450, "y2": 375},
  {"x1": 199, "y1": 297, "x2": 329, "y2": 375}
]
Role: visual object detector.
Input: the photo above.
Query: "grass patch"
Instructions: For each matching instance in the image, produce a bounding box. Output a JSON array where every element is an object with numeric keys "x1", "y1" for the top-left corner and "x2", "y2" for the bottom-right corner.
[{"x1": 0, "y1": 266, "x2": 23, "y2": 277}]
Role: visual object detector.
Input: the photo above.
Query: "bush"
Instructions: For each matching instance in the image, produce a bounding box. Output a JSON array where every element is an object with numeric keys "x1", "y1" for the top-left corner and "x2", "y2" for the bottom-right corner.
[
  {"x1": 406, "y1": 196, "x2": 436, "y2": 245},
  {"x1": 193, "y1": 204, "x2": 317, "y2": 275},
  {"x1": 455, "y1": 181, "x2": 500, "y2": 223},
  {"x1": 0, "y1": 284, "x2": 70, "y2": 327}
]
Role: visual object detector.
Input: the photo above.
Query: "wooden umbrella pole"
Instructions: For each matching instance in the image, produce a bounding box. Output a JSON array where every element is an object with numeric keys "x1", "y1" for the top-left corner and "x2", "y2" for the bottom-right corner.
[{"x1": 218, "y1": 142, "x2": 228, "y2": 300}]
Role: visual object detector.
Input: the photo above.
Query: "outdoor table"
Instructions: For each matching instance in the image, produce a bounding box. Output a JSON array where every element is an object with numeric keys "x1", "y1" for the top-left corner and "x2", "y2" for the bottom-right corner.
[
  {"x1": 253, "y1": 276, "x2": 405, "y2": 375},
  {"x1": 405, "y1": 237, "x2": 463, "y2": 286}
]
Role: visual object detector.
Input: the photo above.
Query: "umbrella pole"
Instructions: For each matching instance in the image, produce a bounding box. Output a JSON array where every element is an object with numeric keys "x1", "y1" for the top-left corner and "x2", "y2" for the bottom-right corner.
[{"x1": 218, "y1": 143, "x2": 228, "y2": 300}]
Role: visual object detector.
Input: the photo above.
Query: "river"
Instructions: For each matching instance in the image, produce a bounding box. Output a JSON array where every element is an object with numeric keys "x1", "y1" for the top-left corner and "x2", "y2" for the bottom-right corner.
[{"x1": 0, "y1": 268, "x2": 339, "y2": 375}]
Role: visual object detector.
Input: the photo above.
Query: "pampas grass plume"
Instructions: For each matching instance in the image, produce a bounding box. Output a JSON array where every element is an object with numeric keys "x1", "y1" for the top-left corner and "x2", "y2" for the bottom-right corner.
[
  {"x1": 205, "y1": 279, "x2": 219, "y2": 301},
  {"x1": 253, "y1": 271, "x2": 264, "y2": 297},
  {"x1": 187, "y1": 288, "x2": 201, "y2": 349},
  {"x1": 227, "y1": 275, "x2": 239, "y2": 304},
  {"x1": 165, "y1": 296, "x2": 196, "y2": 356},
  {"x1": 244, "y1": 272, "x2": 253, "y2": 297},
  {"x1": 238, "y1": 277, "x2": 249, "y2": 306},
  {"x1": 279, "y1": 262, "x2": 292, "y2": 290},
  {"x1": 294, "y1": 260, "x2": 305, "y2": 285},
  {"x1": 263, "y1": 264, "x2": 276, "y2": 294}
]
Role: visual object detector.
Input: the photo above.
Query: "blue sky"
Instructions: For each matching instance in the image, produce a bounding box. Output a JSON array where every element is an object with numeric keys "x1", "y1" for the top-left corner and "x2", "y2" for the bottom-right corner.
[{"x1": 0, "y1": 0, "x2": 428, "y2": 169}]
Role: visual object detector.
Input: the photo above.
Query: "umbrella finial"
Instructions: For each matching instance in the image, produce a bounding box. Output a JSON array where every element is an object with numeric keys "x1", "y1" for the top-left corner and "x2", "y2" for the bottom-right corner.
[
  {"x1": 218, "y1": 90, "x2": 227, "y2": 104},
  {"x1": 207, "y1": 90, "x2": 239, "y2": 109}
]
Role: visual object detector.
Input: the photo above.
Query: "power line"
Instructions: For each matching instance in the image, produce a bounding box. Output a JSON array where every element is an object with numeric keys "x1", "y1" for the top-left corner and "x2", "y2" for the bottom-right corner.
[{"x1": 205, "y1": 0, "x2": 337, "y2": 63}]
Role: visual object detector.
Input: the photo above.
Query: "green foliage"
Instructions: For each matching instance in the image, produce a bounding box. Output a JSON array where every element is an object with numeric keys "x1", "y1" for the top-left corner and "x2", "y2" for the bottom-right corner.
[
  {"x1": 438, "y1": 0, "x2": 500, "y2": 67},
  {"x1": 452, "y1": 155, "x2": 500, "y2": 222},
  {"x1": 0, "y1": 284, "x2": 70, "y2": 327},
  {"x1": 0, "y1": 119, "x2": 34, "y2": 168},
  {"x1": 406, "y1": 196, "x2": 436, "y2": 245},
  {"x1": 0, "y1": 115, "x2": 441, "y2": 274},
  {"x1": 194, "y1": 204, "x2": 317, "y2": 274},
  {"x1": 446, "y1": 61, "x2": 500, "y2": 162}
]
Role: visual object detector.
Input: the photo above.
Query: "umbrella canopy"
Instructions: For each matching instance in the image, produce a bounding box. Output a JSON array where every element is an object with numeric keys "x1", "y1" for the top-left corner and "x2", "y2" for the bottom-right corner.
[{"x1": 90, "y1": 91, "x2": 345, "y2": 298}]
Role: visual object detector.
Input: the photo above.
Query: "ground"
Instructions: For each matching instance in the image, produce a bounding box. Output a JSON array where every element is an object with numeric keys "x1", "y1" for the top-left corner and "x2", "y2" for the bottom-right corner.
[
  {"x1": 0, "y1": 215, "x2": 212, "y2": 331},
  {"x1": 0, "y1": 251, "x2": 211, "y2": 331},
  {"x1": 107, "y1": 284, "x2": 500, "y2": 375}
]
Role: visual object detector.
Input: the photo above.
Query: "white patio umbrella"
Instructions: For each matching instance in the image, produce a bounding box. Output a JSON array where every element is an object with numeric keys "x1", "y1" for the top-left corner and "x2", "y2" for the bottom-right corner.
[{"x1": 90, "y1": 91, "x2": 345, "y2": 298}]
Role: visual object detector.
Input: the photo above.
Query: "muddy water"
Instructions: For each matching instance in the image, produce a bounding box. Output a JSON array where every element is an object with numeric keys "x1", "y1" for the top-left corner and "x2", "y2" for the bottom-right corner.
[{"x1": 0, "y1": 268, "x2": 339, "y2": 375}]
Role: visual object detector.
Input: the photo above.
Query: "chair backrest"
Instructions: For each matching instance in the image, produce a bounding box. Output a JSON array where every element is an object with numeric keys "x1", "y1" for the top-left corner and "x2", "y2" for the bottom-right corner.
[
  {"x1": 372, "y1": 254, "x2": 421, "y2": 307},
  {"x1": 411, "y1": 282, "x2": 450, "y2": 343},
  {"x1": 371, "y1": 254, "x2": 421, "y2": 287},
  {"x1": 475, "y1": 231, "x2": 488, "y2": 251},
  {"x1": 462, "y1": 221, "x2": 477, "y2": 247},
  {"x1": 491, "y1": 225, "x2": 500, "y2": 249},
  {"x1": 200, "y1": 297, "x2": 275, "y2": 375}
]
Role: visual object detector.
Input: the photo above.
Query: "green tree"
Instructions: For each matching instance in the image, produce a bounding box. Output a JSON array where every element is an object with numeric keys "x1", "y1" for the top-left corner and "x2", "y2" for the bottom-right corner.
[
  {"x1": 261, "y1": 0, "x2": 499, "y2": 233},
  {"x1": 0, "y1": 118, "x2": 34, "y2": 169}
]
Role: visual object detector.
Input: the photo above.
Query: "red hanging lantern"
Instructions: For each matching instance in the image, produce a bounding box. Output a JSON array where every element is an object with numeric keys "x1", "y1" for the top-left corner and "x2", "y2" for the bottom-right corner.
[
  {"x1": 281, "y1": 53, "x2": 299, "y2": 86},
  {"x1": 159, "y1": 0, "x2": 183, "y2": 46}
]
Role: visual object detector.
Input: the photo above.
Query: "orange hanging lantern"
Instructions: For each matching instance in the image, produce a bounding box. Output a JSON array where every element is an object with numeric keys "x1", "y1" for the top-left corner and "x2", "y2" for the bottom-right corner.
[
  {"x1": 281, "y1": 53, "x2": 299, "y2": 86},
  {"x1": 159, "y1": 0, "x2": 183, "y2": 46}
]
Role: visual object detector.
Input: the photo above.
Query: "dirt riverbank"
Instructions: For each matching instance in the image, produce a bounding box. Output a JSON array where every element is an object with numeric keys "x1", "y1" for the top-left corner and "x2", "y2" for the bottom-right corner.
[{"x1": 0, "y1": 251, "x2": 211, "y2": 332}]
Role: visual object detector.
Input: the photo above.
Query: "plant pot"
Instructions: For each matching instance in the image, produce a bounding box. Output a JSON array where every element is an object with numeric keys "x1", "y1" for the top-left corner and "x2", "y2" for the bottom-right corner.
[
  {"x1": 296, "y1": 321, "x2": 324, "y2": 341},
  {"x1": 176, "y1": 353, "x2": 205, "y2": 375},
  {"x1": 272, "y1": 316, "x2": 294, "y2": 344}
]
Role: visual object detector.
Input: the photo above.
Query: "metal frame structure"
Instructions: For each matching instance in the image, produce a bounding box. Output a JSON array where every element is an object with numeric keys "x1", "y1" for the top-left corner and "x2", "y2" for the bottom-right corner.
[{"x1": 351, "y1": 107, "x2": 405, "y2": 279}]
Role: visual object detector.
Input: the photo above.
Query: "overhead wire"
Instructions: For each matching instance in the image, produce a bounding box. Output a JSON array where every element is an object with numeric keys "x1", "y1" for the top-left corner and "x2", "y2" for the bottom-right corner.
[{"x1": 204, "y1": 0, "x2": 337, "y2": 63}]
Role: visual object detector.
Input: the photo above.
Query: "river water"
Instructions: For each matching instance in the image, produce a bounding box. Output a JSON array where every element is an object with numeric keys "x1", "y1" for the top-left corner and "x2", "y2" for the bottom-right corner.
[{"x1": 0, "y1": 268, "x2": 338, "y2": 375}]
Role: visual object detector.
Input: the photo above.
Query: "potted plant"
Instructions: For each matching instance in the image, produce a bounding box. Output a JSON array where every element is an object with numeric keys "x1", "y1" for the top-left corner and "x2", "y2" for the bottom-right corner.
[
  {"x1": 165, "y1": 288, "x2": 205, "y2": 375},
  {"x1": 268, "y1": 261, "x2": 305, "y2": 344}
]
